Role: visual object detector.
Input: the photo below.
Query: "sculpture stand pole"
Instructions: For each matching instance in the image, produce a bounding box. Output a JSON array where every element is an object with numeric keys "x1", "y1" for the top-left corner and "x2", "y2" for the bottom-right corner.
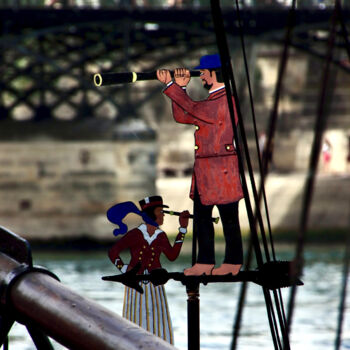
[
  {"x1": 187, "y1": 217, "x2": 200, "y2": 350},
  {"x1": 186, "y1": 283, "x2": 200, "y2": 350}
]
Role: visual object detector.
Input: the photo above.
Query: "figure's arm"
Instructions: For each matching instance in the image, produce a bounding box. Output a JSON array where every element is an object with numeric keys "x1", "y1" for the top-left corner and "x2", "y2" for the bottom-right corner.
[
  {"x1": 170, "y1": 84, "x2": 240, "y2": 127},
  {"x1": 172, "y1": 68, "x2": 240, "y2": 127},
  {"x1": 171, "y1": 100, "x2": 194, "y2": 125},
  {"x1": 158, "y1": 68, "x2": 215, "y2": 124},
  {"x1": 157, "y1": 68, "x2": 193, "y2": 124},
  {"x1": 108, "y1": 231, "x2": 134, "y2": 272},
  {"x1": 162, "y1": 210, "x2": 189, "y2": 261},
  {"x1": 164, "y1": 83, "x2": 215, "y2": 124}
]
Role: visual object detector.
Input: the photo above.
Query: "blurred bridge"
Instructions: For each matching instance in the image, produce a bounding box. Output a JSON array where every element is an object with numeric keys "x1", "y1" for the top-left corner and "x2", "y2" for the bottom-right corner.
[
  {"x1": 0, "y1": 2, "x2": 349, "y2": 243},
  {"x1": 0, "y1": 5, "x2": 349, "y2": 128}
]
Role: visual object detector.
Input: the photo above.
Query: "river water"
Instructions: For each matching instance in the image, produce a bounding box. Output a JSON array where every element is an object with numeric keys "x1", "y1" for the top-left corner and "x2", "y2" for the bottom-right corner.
[{"x1": 7, "y1": 244, "x2": 350, "y2": 350}]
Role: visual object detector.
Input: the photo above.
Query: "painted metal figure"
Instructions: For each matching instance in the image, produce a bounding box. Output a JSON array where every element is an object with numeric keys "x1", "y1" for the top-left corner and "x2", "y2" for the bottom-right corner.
[
  {"x1": 107, "y1": 196, "x2": 189, "y2": 344},
  {"x1": 157, "y1": 54, "x2": 244, "y2": 276}
]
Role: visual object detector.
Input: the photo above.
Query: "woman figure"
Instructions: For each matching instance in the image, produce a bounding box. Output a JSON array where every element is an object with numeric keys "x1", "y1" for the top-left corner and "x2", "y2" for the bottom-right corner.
[{"x1": 108, "y1": 196, "x2": 189, "y2": 344}]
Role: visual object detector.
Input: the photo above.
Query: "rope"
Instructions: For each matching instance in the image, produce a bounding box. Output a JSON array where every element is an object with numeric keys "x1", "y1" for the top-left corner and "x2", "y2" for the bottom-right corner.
[
  {"x1": 210, "y1": 0, "x2": 262, "y2": 266},
  {"x1": 286, "y1": 0, "x2": 339, "y2": 338},
  {"x1": 233, "y1": 0, "x2": 274, "y2": 264},
  {"x1": 334, "y1": 3, "x2": 350, "y2": 348},
  {"x1": 335, "y1": 209, "x2": 350, "y2": 350},
  {"x1": 230, "y1": 1, "x2": 297, "y2": 349},
  {"x1": 337, "y1": 0, "x2": 350, "y2": 59},
  {"x1": 210, "y1": 2, "x2": 290, "y2": 349}
]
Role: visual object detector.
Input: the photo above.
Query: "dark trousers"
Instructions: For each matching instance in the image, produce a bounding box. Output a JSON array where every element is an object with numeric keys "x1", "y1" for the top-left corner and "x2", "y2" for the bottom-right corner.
[{"x1": 193, "y1": 187, "x2": 243, "y2": 265}]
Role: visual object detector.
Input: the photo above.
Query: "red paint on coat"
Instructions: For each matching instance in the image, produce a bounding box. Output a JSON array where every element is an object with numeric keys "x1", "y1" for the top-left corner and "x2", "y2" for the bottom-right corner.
[
  {"x1": 108, "y1": 226, "x2": 184, "y2": 274},
  {"x1": 163, "y1": 83, "x2": 243, "y2": 205}
]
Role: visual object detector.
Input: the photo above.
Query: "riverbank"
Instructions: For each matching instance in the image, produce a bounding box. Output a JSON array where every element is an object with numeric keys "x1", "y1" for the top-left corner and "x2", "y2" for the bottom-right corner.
[
  {"x1": 27, "y1": 228, "x2": 348, "y2": 253},
  {"x1": 1, "y1": 172, "x2": 348, "y2": 247},
  {"x1": 157, "y1": 173, "x2": 350, "y2": 234}
]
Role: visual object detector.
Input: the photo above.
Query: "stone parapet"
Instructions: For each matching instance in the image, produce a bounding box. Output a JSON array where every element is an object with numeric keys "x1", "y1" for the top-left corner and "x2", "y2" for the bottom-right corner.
[{"x1": 0, "y1": 140, "x2": 157, "y2": 240}]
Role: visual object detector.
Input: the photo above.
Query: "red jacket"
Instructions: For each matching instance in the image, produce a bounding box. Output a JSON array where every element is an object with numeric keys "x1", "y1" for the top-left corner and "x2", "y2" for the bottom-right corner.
[
  {"x1": 163, "y1": 83, "x2": 243, "y2": 205},
  {"x1": 108, "y1": 224, "x2": 185, "y2": 274}
]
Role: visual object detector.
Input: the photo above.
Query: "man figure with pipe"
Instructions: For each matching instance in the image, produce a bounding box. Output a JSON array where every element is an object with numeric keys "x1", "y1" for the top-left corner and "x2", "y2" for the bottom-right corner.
[{"x1": 157, "y1": 53, "x2": 244, "y2": 276}]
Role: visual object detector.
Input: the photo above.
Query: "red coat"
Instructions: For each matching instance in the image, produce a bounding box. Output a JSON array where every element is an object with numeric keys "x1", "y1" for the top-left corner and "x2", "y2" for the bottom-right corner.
[
  {"x1": 108, "y1": 224, "x2": 185, "y2": 274},
  {"x1": 163, "y1": 83, "x2": 243, "y2": 205}
]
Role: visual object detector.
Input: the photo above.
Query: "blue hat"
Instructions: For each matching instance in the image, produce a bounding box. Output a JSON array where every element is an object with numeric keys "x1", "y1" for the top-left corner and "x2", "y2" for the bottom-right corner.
[{"x1": 194, "y1": 54, "x2": 221, "y2": 70}]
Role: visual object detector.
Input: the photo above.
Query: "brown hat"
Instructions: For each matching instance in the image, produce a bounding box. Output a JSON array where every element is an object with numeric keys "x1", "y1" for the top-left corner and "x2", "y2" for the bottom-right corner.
[{"x1": 139, "y1": 196, "x2": 169, "y2": 211}]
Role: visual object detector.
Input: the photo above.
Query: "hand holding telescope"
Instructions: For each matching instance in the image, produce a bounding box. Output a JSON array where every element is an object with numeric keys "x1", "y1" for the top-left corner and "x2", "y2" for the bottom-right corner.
[
  {"x1": 93, "y1": 69, "x2": 200, "y2": 87},
  {"x1": 163, "y1": 209, "x2": 220, "y2": 225}
]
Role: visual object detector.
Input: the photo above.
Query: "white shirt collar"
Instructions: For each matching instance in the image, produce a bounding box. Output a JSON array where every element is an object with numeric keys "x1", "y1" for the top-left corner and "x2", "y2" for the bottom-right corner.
[
  {"x1": 209, "y1": 85, "x2": 225, "y2": 94},
  {"x1": 138, "y1": 224, "x2": 163, "y2": 245}
]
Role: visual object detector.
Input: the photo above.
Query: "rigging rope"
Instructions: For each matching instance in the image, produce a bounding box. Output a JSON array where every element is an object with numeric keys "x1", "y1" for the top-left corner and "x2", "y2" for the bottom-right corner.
[
  {"x1": 335, "y1": 215, "x2": 350, "y2": 350},
  {"x1": 334, "y1": 3, "x2": 350, "y2": 348},
  {"x1": 285, "y1": 0, "x2": 340, "y2": 339},
  {"x1": 210, "y1": 1, "x2": 291, "y2": 349},
  {"x1": 232, "y1": 1, "x2": 297, "y2": 349}
]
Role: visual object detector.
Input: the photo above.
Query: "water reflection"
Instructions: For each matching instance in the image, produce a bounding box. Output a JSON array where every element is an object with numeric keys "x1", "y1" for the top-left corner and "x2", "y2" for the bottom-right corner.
[{"x1": 8, "y1": 244, "x2": 350, "y2": 350}]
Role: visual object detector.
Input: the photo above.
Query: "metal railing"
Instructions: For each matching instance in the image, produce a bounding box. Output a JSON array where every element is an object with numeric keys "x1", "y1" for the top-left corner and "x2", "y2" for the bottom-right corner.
[{"x1": 0, "y1": 0, "x2": 344, "y2": 9}]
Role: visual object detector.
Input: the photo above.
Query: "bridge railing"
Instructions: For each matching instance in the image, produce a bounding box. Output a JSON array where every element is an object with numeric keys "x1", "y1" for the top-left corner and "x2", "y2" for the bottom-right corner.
[{"x1": 0, "y1": 0, "x2": 340, "y2": 9}]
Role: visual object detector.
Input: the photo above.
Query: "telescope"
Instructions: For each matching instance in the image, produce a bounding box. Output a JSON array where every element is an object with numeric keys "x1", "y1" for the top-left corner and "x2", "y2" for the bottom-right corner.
[
  {"x1": 162, "y1": 209, "x2": 220, "y2": 224},
  {"x1": 93, "y1": 70, "x2": 201, "y2": 87}
]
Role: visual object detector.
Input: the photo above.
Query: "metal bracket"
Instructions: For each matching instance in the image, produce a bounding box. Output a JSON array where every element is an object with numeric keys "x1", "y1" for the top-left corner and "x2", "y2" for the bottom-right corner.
[
  {"x1": 0, "y1": 226, "x2": 59, "y2": 349},
  {"x1": 0, "y1": 226, "x2": 60, "y2": 310},
  {"x1": 0, "y1": 264, "x2": 60, "y2": 310},
  {"x1": 0, "y1": 226, "x2": 32, "y2": 266}
]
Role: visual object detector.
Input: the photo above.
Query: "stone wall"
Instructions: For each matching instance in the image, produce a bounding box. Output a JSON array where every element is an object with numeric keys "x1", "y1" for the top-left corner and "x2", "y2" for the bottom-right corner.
[{"x1": 0, "y1": 141, "x2": 157, "y2": 240}]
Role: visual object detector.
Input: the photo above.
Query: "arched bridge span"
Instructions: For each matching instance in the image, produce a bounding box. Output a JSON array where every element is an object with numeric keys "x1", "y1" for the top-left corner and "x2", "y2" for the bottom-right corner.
[{"x1": 0, "y1": 7, "x2": 348, "y2": 129}]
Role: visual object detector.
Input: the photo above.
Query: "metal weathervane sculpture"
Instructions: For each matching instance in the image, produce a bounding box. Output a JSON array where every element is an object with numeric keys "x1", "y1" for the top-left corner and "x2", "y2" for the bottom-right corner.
[
  {"x1": 2, "y1": 1, "x2": 350, "y2": 349},
  {"x1": 102, "y1": 196, "x2": 301, "y2": 348},
  {"x1": 98, "y1": 2, "x2": 304, "y2": 349}
]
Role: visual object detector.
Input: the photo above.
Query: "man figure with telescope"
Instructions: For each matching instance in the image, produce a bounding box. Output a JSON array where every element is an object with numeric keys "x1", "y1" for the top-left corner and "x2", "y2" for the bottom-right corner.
[{"x1": 157, "y1": 53, "x2": 244, "y2": 276}]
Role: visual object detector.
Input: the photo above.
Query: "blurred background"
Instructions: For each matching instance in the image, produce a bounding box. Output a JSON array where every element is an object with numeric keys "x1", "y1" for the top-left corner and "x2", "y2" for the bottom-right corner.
[
  {"x1": 0, "y1": 0, "x2": 349, "y2": 243},
  {"x1": 0, "y1": 1, "x2": 350, "y2": 350}
]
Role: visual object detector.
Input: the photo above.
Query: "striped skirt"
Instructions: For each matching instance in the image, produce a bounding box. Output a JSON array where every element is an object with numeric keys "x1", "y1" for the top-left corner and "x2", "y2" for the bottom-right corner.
[{"x1": 123, "y1": 282, "x2": 174, "y2": 344}]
